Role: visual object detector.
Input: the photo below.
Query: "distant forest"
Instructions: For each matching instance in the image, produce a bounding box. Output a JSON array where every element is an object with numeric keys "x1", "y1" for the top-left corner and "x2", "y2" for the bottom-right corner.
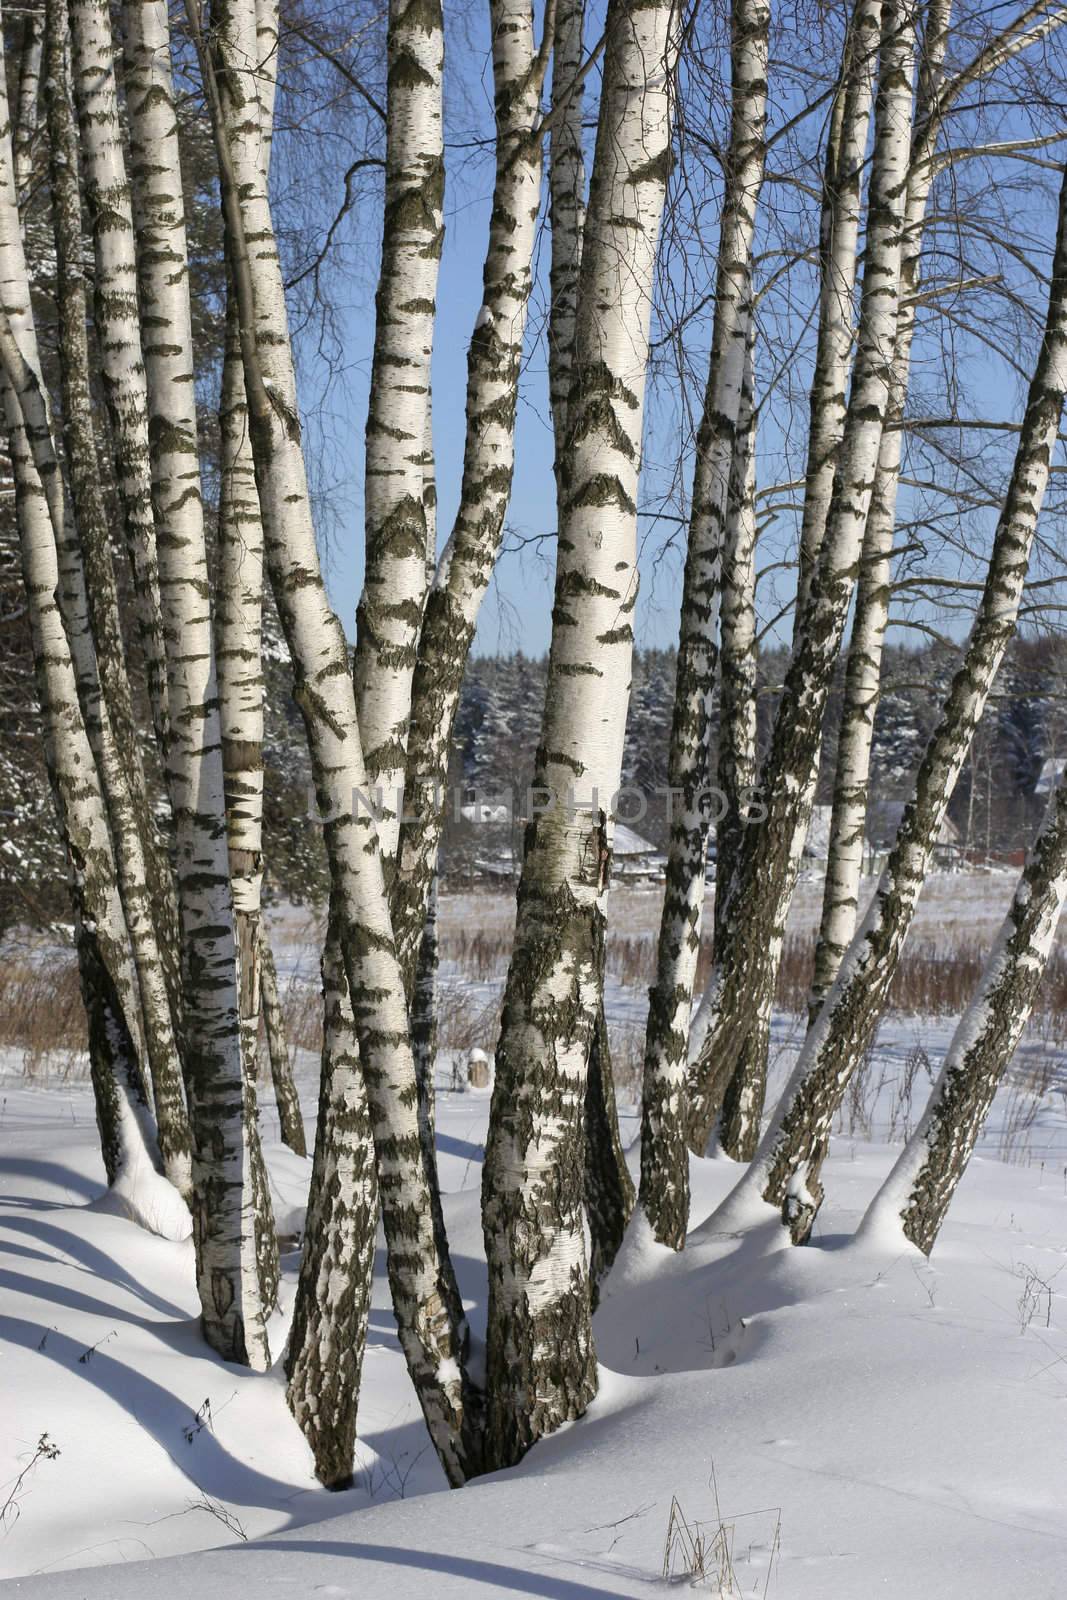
[{"x1": 5, "y1": 630, "x2": 1067, "y2": 935}]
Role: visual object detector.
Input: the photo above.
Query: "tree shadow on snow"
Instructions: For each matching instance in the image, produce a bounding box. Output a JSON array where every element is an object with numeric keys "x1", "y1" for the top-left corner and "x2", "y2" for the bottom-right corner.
[
  {"x1": 0, "y1": 1157, "x2": 103, "y2": 1205},
  {"x1": 231, "y1": 1539, "x2": 628, "y2": 1599},
  {"x1": 0, "y1": 1215, "x2": 188, "y2": 1318}
]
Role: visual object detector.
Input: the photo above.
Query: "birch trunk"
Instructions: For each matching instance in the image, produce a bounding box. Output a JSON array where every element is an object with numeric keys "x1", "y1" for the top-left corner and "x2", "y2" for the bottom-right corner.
[
  {"x1": 202, "y1": 0, "x2": 286, "y2": 1289},
  {"x1": 410, "y1": 872, "x2": 439, "y2": 1159},
  {"x1": 44, "y1": 0, "x2": 193, "y2": 1196},
  {"x1": 712, "y1": 345, "x2": 769, "y2": 1161},
  {"x1": 547, "y1": 0, "x2": 585, "y2": 470},
  {"x1": 584, "y1": 915, "x2": 633, "y2": 1292},
  {"x1": 199, "y1": 0, "x2": 477, "y2": 1481},
  {"x1": 686, "y1": 0, "x2": 916, "y2": 1155},
  {"x1": 543, "y1": 0, "x2": 633, "y2": 1279},
  {"x1": 213, "y1": 289, "x2": 276, "y2": 1262},
  {"x1": 791, "y1": 0, "x2": 880, "y2": 621},
  {"x1": 67, "y1": 0, "x2": 168, "y2": 747},
  {"x1": 808, "y1": 0, "x2": 953, "y2": 1018},
  {"x1": 482, "y1": 0, "x2": 679, "y2": 1467},
  {"x1": 686, "y1": 0, "x2": 880, "y2": 1147},
  {"x1": 711, "y1": 341, "x2": 757, "y2": 953},
  {"x1": 0, "y1": 50, "x2": 180, "y2": 1235},
  {"x1": 391, "y1": 0, "x2": 550, "y2": 983},
  {"x1": 121, "y1": 0, "x2": 275, "y2": 1359},
  {"x1": 285, "y1": 910, "x2": 376, "y2": 1487},
  {"x1": 638, "y1": 0, "x2": 768, "y2": 1247},
  {"x1": 259, "y1": 929, "x2": 307, "y2": 1155},
  {"x1": 351, "y1": 0, "x2": 444, "y2": 861},
  {"x1": 13, "y1": 12, "x2": 42, "y2": 201},
  {"x1": 862, "y1": 781, "x2": 1067, "y2": 1255},
  {"x1": 704, "y1": 157, "x2": 1067, "y2": 1244}
]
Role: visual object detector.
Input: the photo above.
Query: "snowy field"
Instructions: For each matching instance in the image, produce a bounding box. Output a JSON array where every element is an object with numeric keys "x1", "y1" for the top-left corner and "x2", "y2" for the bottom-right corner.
[{"x1": 2, "y1": 873, "x2": 1066, "y2": 1597}]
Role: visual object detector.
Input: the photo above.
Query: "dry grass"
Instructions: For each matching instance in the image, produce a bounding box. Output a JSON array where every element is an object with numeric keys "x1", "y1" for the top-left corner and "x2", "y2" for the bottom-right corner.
[
  {"x1": 0, "y1": 954, "x2": 86, "y2": 1078},
  {"x1": 5, "y1": 904, "x2": 1066, "y2": 1106}
]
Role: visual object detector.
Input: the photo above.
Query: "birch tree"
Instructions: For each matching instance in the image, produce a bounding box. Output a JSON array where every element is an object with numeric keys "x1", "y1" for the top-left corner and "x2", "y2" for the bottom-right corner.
[
  {"x1": 67, "y1": 0, "x2": 168, "y2": 747},
  {"x1": 702, "y1": 153, "x2": 1067, "y2": 1244},
  {"x1": 44, "y1": 0, "x2": 192, "y2": 1198},
  {"x1": 351, "y1": 0, "x2": 444, "y2": 861},
  {"x1": 710, "y1": 340, "x2": 765, "y2": 1160},
  {"x1": 808, "y1": 0, "x2": 953, "y2": 1019},
  {"x1": 392, "y1": 0, "x2": 553, "y2": 985},
  {"x1": 792, "y1": 0, "x2": 881, "y2": 620},
  {"x1": 638, "y1": 0, "x2": 769, "y2": 1248},
  {"x1": 286, "y1": 913, "x2": 376, "y2": 1486},
  {"x1": 684, "y1": 0, "x2": 882, "y2": 1145},
  {"x1": 12, "y1": 12, "x2": 42, "y2": 201},
  {"x1": 0, "y1": 25, "x2": 181, "y2": 1239},
  {"x1": 862, "y1": 776, "x2": 1067, "y2": 1255},
  {"x1": 195, "y1": 0, "x2": 478, "y2": 1481},
  {"x1": 685, "y1": 0, "x2": 917, "y2": 1155},
  {"x1": 482, "y1": 0, "x2": 680, "y2": 1466},
  {"x1": 87, "y1": 0, "x2": 277, "y2": 1362}
]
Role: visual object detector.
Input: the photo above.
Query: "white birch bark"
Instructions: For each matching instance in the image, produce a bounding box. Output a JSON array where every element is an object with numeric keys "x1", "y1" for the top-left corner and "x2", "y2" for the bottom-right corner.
[
  {"x1": 686, "y1": 0, "x2": 916, "y2": 1154},
  {"x1": 547, "y1": 0, "x2": 585, "y2": 468},
  {"x1": 44, "y1": 0, "x2": 193, "y2": 1197},
  {"x1": 791, "y1": 0, "x2": 881, "y2": 621},
  {"x1": 0, "y1": 41, "x2": 183, "y2": 1238},
  {"x1": 686, "y1": 0, "x2": 880, "y2": 1149},
  {"x1": 482, "y1": 0, "x2": 680, "y2": 1466},
  {"x1": 120, "y1": 0, "x2": 275, "y2": 1362},
  {"x1": 703, "y1": 156, "x2": 1067, "y2": 1243},
  {"x1": 197, "y1": 0, "x2": 476, "y2": 1482},
  {"x1": 637, "y1": 0, "x2": 769, "y2": 1247},
  {"x1": 67, "y1": 0, "x2": 168, "y2": 748},
  {"x1": 861, "y1": 776, "x2": 1067, "y2": 1255},
  {"x1": 259, "y1": 928, "x2": 307, "y2": 1155},
  {"x1": 285, "y1": 911, "x2": 376, "y2": 1486},
  {"x1": 808, "y1": 0, "x2": 952, "y2": 1017},
  {"x1": 710, "y1": 339, "x2": 769, "y2": 1161},
  {"x1": 351, "y1": 0, "x2": 444, "y2": 862},
  {"x1": 391, "y1": 0, "x2": 550, "y2": 982}
]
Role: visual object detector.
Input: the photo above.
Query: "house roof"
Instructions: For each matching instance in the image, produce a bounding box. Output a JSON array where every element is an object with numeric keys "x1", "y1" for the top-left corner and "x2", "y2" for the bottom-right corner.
[{"x1": 614, "y1": 822, "x2": 656, "y2": 856}]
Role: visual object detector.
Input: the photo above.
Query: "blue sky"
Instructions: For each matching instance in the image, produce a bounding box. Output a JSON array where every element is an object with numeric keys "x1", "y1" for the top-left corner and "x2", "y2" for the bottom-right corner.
[{"x1": 276, "y1": 0, "x2": 1067, "y2": 663}]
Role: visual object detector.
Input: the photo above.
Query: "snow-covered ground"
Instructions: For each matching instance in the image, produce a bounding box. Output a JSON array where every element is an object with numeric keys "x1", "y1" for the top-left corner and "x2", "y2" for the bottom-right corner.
[{"x1": 2, "y1": 879, "x2": 1066, "y2": 1597}]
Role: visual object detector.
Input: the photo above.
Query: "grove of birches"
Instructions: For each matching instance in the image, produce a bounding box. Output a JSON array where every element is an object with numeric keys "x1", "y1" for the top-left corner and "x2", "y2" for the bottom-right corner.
[{"x1": 2, "y1": 0, "x2": 1067, "y2": 1489}]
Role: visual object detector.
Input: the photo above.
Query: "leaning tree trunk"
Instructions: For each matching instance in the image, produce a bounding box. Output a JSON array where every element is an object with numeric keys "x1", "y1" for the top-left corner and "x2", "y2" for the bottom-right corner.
[
  {"x1": 118, "y1": 0, "x2": 276, "y2": 1360},
  {"x1": 351, "y1": 0, "x2": 444, "y2": 861},
  {"x1": 637, "y1": 0, "x2": 769, "y2": 1249},
  {"x1": 685, "y1": 0, "x2": 916, "y2": 1155},
  {"x1": 43, "y1": 0, "x2": 192, "y2": 1196},
  {"x1": 197, "y1": 0, "x2": 477, "y2": 1483},
  {"x1": 808, "y1": 0, "x2": 953, "y2": 1019},
  {"x1": 701, "y1": 154, "x2": 1067, "y2": 1245},
  {"x1": 686, "y1": 0, "x2": 881, "y2": 1148},
  {"x1": 482, "y1": 0, "x2": 680, "y2": 1468},
  {"x1": 862, "y1": 777, "x2": 1067, "y2": 1256}
]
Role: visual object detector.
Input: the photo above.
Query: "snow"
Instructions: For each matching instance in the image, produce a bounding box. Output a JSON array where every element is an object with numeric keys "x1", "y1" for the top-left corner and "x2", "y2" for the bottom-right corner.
[{"x1": 2, "y1": 884, "x2": 1067, "y2": 1598}]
